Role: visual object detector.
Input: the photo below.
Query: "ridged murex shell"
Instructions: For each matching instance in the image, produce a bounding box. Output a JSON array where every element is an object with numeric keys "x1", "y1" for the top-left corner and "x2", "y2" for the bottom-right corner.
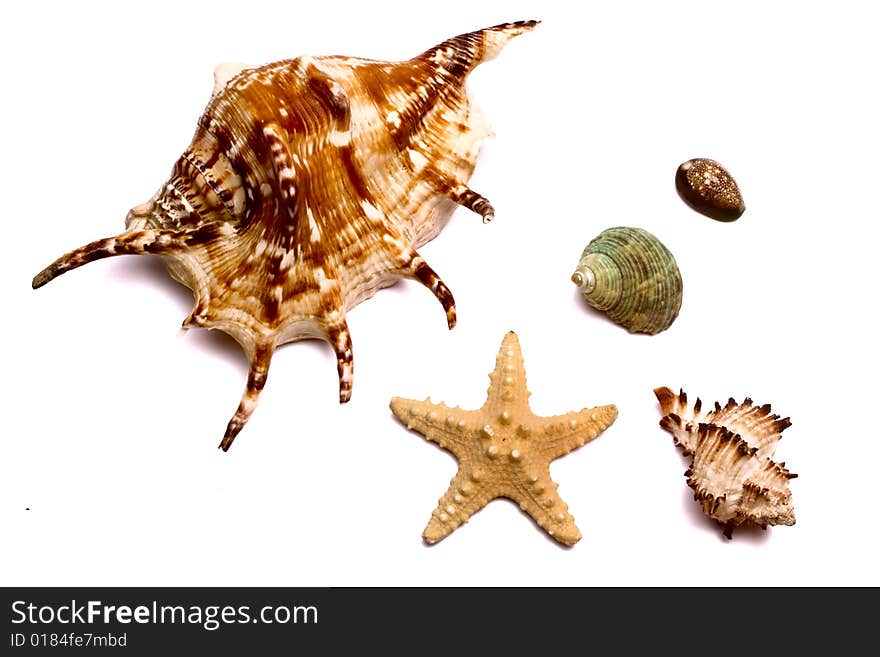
[
  {"x1": 654, "y1": 387, "x2": 796, "y2": 538},
  {"x1": 32, "y1": 21, "x2": 538, "y2": 450},
  {"x1": 571, "y1": 227, "x2": 682, "y2": 335}
]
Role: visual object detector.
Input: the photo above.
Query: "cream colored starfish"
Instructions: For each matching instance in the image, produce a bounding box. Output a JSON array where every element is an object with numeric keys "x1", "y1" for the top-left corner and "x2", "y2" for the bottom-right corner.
[{"x1": 390, "y1": 331, "x2": 618, "y2": 546}]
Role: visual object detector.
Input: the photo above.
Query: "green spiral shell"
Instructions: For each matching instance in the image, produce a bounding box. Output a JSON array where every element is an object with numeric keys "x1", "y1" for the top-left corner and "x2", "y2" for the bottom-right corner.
[{"x1": 571, "y1": 226, "x2": 683, "y2": 335}]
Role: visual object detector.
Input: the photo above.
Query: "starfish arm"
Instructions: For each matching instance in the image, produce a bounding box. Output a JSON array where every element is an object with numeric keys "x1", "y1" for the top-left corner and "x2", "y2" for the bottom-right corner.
[
  {"x1": 390, "y1": 397, "x2": 480, "y2": 456},
  {"x1": 535, "y1": 404, "x2": 618, "y2": 462},
  {"x1": 509, "y1": 471, "x2": 582, "y2": 546},
  {"x1": 483, "y1": 331, "x2": 531, "y2": 408},
  {"x1": 422, "y1": 468, "x2": 494, "y2": 544}
]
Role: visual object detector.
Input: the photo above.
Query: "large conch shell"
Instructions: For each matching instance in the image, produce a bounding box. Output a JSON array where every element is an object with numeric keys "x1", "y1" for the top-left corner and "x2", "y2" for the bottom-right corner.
[
  {"x1": 32, "y1": 21, "x2": 538, "y2": 450},
  {"x1": 654, "y1": 387, "x2": 797, "y2": 539},
  {"x1": 571, "y1": 227, "x2": 682, "y2": 335}
]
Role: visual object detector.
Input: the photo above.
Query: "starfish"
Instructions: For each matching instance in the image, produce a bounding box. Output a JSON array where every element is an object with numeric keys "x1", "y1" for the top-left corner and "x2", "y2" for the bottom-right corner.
[{"x1": 390, "y1": 331, "x2": 618, "y2": 546}]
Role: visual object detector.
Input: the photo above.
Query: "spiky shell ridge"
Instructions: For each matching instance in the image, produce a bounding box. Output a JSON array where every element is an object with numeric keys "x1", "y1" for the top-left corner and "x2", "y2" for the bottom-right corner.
[
  {"x1": 654, "y1": 387, "x2": 797, "y2": 538},
  {"x1": 654, "y1": 387, "x2": 792, "y2": 458},
  {"x1": 32, "y1": 21, "x2": 539, "y2": 450},
  {"x1": 687, "y1": 423, "x2": 796, "y2": 538}
]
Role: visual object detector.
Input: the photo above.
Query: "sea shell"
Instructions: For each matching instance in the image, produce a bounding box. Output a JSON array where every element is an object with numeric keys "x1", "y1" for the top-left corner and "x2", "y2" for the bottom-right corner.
[
  {"x1": 32, "y1": 21, "x2": 538, "y2": 450},
  {"x1": 654, "y1": 387, "x2": 796, "y2": 538},
  {"x1": 571, "y1": 227, "x2": 682, "y2": 335},
  {"x1": 675, "y1": 158, "x2": 745, "y2": 222}
]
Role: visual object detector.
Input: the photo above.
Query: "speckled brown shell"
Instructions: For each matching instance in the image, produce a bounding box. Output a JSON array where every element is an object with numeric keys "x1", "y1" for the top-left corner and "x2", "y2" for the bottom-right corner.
[
  {"x1": 655, "y1": 387, "x2": 796, "y2": 538},
  {"x1": 32, "y1": 21, "x2": 538, "y2": 450},
  {"x1": 675, "y1": 158, "x2": 745, "y2": 222}
]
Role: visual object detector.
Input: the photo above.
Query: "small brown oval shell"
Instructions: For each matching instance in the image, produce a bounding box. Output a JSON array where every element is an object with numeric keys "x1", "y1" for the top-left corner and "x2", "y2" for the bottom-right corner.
[{"x1": 675, "y1": 158, "x2": 745, "y2": 222}]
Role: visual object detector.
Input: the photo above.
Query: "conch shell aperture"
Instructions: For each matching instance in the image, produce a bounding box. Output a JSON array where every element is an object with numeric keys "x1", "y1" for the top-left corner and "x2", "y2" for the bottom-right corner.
[{"x1": 32, "y1": 21, "x2": 539, "y2": 450}]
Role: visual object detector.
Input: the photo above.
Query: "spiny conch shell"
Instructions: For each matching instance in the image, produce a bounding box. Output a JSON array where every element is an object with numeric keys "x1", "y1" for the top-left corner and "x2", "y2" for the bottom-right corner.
[
  {"x1": 654, "y1": 387, "x2": 797, "y2": 539},
  {"x1": 31, "y1": 20, "x2": 539, "y2": 451},
  {"x1": 571, "y1": 227, "x2": 683, "y2": 335},
  {"x1": 675, "y1": 158, "x2": 745, "y2": 222}
]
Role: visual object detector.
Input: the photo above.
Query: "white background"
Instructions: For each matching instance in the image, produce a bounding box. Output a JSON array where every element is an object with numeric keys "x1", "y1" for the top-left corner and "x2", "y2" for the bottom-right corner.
[{"x1": 2, "y1": 0, "x2": 877, "y2": 586}]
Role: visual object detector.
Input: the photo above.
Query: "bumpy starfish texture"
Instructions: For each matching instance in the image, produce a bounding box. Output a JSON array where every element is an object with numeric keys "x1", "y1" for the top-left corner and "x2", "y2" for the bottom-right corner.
[{"x1": 390, "y1": 331, "x2": 617, "y2": 546}]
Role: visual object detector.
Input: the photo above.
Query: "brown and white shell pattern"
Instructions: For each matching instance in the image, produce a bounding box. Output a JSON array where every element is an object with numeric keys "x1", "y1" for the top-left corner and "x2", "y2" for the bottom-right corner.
[
  {"x1": 32, "y1": 21, "x2": 539, "y2": 450},
  {"x1": 654, "y1": 387, "x2": 797, "y2": 538}
]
